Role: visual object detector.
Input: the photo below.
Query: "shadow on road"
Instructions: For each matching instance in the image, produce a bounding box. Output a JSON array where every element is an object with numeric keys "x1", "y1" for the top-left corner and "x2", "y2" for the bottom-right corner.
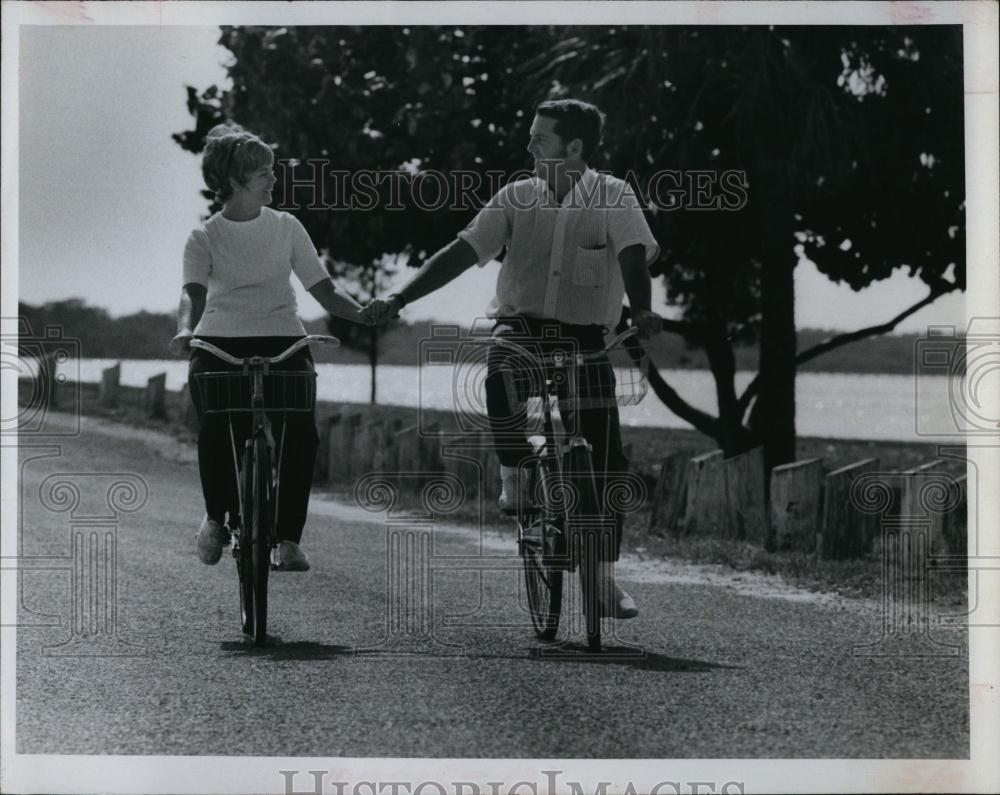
[
  {"x1": 528, "y1": 644, "x2": 739, "y2": 672},
  {"x1": 219, "y1": 640, "x2": 736, "y2": 672},
  {"x1": 220, "y1": 639, "x2": 354, "y2": 659}
]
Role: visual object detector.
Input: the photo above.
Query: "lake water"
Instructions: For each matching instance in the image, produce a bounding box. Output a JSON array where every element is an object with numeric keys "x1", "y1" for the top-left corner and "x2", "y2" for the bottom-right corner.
[{"x1": 50, "y1": 358, "x2": 961, "y2": 443}]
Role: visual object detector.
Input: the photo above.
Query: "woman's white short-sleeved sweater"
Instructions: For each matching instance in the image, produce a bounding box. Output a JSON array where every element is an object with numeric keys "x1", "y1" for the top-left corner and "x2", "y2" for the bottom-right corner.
[{"x1": 183, "y1": 207, "x2": 328, "y2": 337}]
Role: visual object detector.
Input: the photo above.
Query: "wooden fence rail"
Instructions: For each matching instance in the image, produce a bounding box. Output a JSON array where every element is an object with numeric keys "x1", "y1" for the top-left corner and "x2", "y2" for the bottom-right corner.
[{"x1": 162, "y1": 382, "x2": 974, "y2": 562}]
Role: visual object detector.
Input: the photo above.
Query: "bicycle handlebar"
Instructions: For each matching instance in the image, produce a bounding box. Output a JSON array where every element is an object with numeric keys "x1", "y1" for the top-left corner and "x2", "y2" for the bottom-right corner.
[
  {"x1": 189, "y1": 334, "x2": 340, "y2": 366},
  {"x1": 490, "y1": 326, "x2": 640, "y2": 365}
]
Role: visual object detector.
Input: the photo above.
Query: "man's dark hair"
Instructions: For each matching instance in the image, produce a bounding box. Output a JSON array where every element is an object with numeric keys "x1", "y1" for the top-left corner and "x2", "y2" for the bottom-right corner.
[{"x1": 534, "y1": 99, "x2": 606, "y2": 162}]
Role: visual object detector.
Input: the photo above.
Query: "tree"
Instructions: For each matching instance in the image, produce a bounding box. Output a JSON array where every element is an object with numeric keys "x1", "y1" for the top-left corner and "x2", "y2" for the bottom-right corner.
[
  {"x1": 525, "y1": 25, "x2": 965, "y2": 467},
  {"x1": 174, "y1": 26, "x2": 965, "y2": 460}
]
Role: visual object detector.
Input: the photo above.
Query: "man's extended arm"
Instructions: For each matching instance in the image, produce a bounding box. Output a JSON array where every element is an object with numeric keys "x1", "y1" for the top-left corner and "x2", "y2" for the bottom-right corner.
[
  {"x1": 363, "y1": 238, "x2": 480, "y2": 324},
  {"x1": 308, "y1": 277, "x2": 369, "y2": 324},
  {"x1": 618, "y1": 243, "x2": 662, "y2": 337}
]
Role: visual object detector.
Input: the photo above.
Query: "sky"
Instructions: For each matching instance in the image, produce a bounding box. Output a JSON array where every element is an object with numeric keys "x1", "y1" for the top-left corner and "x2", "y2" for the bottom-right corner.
[{"x1": 16, "y1": 24, "x2": 966, "y2": 335}]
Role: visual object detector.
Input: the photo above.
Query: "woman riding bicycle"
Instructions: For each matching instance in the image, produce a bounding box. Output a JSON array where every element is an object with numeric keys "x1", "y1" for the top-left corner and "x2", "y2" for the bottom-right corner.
[{"x1": 170, "y1": 123, "x2": 368, "y2": 572}]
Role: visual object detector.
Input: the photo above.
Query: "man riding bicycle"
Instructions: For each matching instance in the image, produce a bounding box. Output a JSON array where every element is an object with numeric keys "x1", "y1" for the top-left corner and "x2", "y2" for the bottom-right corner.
[{"x1": 365, "y1": 99, "x2": 661, "y2": 619}]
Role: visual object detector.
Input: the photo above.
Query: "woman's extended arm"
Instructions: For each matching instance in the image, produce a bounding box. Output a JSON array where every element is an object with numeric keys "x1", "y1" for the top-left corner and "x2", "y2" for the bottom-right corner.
[
  {"x1": 169, "y1": 283, "x2": 207, "y2": 354},
  {"x1": 307, "y1": 278, "x2": 371, "y2": 325}
]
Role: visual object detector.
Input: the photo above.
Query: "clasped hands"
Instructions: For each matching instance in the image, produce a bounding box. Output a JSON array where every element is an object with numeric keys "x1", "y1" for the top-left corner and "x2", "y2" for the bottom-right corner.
[
  {"x1": 631, "y1": 309, "x2": 663, "y2": 339},
  {"x1": 361, "y1": 295, "x2": 404, "y2": 326}
]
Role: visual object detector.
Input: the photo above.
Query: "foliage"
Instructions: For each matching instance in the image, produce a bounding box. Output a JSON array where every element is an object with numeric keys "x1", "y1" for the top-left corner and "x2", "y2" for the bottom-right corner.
[
  {"x1": 521, "y1": 25, "x2": 965, "y2": 462},
  {"x1": 17, "y1": 300, "x2": 175, "y2": 360}
]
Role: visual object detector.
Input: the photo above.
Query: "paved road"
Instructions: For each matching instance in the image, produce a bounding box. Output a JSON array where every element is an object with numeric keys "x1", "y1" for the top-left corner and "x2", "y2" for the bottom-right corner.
[{"x1": 14, "y1": 414, "x2": 969, "y2": 758}]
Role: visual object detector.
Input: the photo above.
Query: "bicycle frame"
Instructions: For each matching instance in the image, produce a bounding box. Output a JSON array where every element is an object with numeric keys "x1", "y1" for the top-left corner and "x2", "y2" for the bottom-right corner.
[
  {"x1": 189, "y1": 334, "x2": 338, "y2": 643},
  {"x1": 494, "y1": 326, "x2": 639, "y2": 499}
]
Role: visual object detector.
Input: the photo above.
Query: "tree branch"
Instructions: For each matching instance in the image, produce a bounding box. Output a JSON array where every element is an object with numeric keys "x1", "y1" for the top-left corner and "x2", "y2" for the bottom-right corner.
[
  {"x1": 660, "y1": 318, "x2": 701, "y2": 341},
  {"x1": 736, "y1": 283, "x2": 954, "y2": 416},
  {"x1": 644, "y1": 358, "x2": 722, "y2": 438}
]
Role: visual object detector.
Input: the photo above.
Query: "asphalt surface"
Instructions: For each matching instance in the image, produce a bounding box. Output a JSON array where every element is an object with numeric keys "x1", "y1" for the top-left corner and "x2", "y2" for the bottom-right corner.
[{"x1": 14, "y1": 414, "x2": 969, "y2": 758}]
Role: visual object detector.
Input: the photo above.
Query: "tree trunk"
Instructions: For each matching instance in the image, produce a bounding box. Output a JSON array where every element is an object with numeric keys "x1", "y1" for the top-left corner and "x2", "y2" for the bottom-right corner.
[
  {"x1": 703, "y1": 320, "x2": 756, "y2": 456},
  {"x1": 753, "y1": 172, "x2": 797, "y2": 471}
]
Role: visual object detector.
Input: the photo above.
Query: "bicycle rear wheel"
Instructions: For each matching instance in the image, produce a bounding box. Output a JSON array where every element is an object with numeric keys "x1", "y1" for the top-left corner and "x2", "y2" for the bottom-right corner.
[
  {"x1": 566, "y1": 445, "x2": 606, "y2": 653},
  {"x1": 248, "y1": 434, "x2": 272, "y2": 646}
]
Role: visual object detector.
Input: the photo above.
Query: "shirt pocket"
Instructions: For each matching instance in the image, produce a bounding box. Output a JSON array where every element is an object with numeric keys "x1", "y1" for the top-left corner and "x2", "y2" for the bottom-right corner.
[{"x1": 573, "y1": 246, "x2": 609, "y2": 288}]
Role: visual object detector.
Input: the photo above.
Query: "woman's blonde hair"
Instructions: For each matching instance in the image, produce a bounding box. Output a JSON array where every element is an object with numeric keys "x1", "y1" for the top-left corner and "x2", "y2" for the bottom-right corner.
[{"x1": 201, "y1": 123, "x2": 273, "y2": 202}]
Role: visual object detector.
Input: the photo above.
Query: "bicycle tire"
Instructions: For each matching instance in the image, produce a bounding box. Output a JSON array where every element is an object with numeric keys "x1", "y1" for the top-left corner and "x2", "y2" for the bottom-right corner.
[
  {"x1": 237, "y1": 451, "x2": 254, "y2": 635},
  {"x1": 566, "y1": 445, "x2": 606, "y2": 653},
  {"x1": 520, "y1": 516, "x2": 564, "y2": 641},
  {"x1": 249, "y1": 434, "x2": 271, "y2": 646}
]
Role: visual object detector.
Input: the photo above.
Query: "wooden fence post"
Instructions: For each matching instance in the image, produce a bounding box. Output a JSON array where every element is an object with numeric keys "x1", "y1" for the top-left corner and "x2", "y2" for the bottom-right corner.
[
  {"x1": 682, "y1": 450, "x2": 724, "y2": 536},
  {"x1": 419, "y1": 422, "x2": 443, "y2": 476},
  {"x1": 723, "y1": 446, "x2": 767, "y2": 544},
  {"x1": 356, "y1": 419, "x2": 384, "y2": 477},
  {"x1": 145, "y1": 373, "x2": 167, "y2": 420},
  {"x1": 819, "y1": 458, "x2": 879, "y2": 559},
  {"x1": 770, "y1": 458, "x2": 823, "y2": 552},
  {"x1": 900, "y1": 460, "x2": 950, "y2": 554},
  {"x1": 380, "y1": 418, "x2": 404, "y2": 477},
  {"x1": 99, "y1": 362, "x2": 121, "y2": 408},
  {"x1": 441, "y1": 435, "x2": 481, "y2": 497},
  {"x1": 393, "y1": 424, "x2": 421, "y2": 491},
  {"x1": 314, "y1": 411, "x2": 339, "y2": 484},
  {"x1": 328, "y1": 412, "x2": 362, "y2": 483},
  {"x1": 41, "y1": 351, "x2": 59, "y2": 410},
  {"x1": 943, "y1": 474, "x2": 968, "y2": 556},
  {"x1": 648, "y1": 450, "x2": 693, "y2": 535}
]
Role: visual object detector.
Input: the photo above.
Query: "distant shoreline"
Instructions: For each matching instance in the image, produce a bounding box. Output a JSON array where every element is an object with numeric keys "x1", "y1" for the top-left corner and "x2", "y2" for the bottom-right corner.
[{"x1": 19, "y1": 299, "x2": 941, "y2": 375}]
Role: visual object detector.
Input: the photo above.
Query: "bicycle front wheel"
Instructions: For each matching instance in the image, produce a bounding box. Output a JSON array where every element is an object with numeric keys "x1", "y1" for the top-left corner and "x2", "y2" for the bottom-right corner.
[
  {"x1": 566, "y1": 445, "x2": 606, "y2": 653},
  {"x1": 235, "y1": 441, "x2": 254, "y2": 635},
  {"x1": 520, "y1": 516, "x2": 564, "y2": 641},
  {"x1": 248, "y1": 435, "x2": 272, "y2": 646},
  {"x1": 237, "y1": 453, "x2": 254, "y2": 635}
]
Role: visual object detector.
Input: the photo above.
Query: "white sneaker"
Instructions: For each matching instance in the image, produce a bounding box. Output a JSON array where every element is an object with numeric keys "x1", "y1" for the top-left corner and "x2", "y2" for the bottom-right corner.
[
  {"x1": 597, "y1": 561, "x2": 639, "y2": 619},
  {"x1": 196, "y1": 515, "x2": 228, "y2": 565},
  {"x1": 497, "y1": 464, "x2": 531, "y2": 514},
  {"x1": 272, "y1": 540, "x2": 310, "y2": 572}
]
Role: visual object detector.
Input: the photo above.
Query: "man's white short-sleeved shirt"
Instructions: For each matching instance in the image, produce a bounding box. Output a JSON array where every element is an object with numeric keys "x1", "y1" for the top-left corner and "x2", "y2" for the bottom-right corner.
[
  {"x1": 183, "y1": 207, "x2": 328, "y2": 337},
  {"x1": 457, "y1": 168, "x2": 660, "y2": 327}
]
